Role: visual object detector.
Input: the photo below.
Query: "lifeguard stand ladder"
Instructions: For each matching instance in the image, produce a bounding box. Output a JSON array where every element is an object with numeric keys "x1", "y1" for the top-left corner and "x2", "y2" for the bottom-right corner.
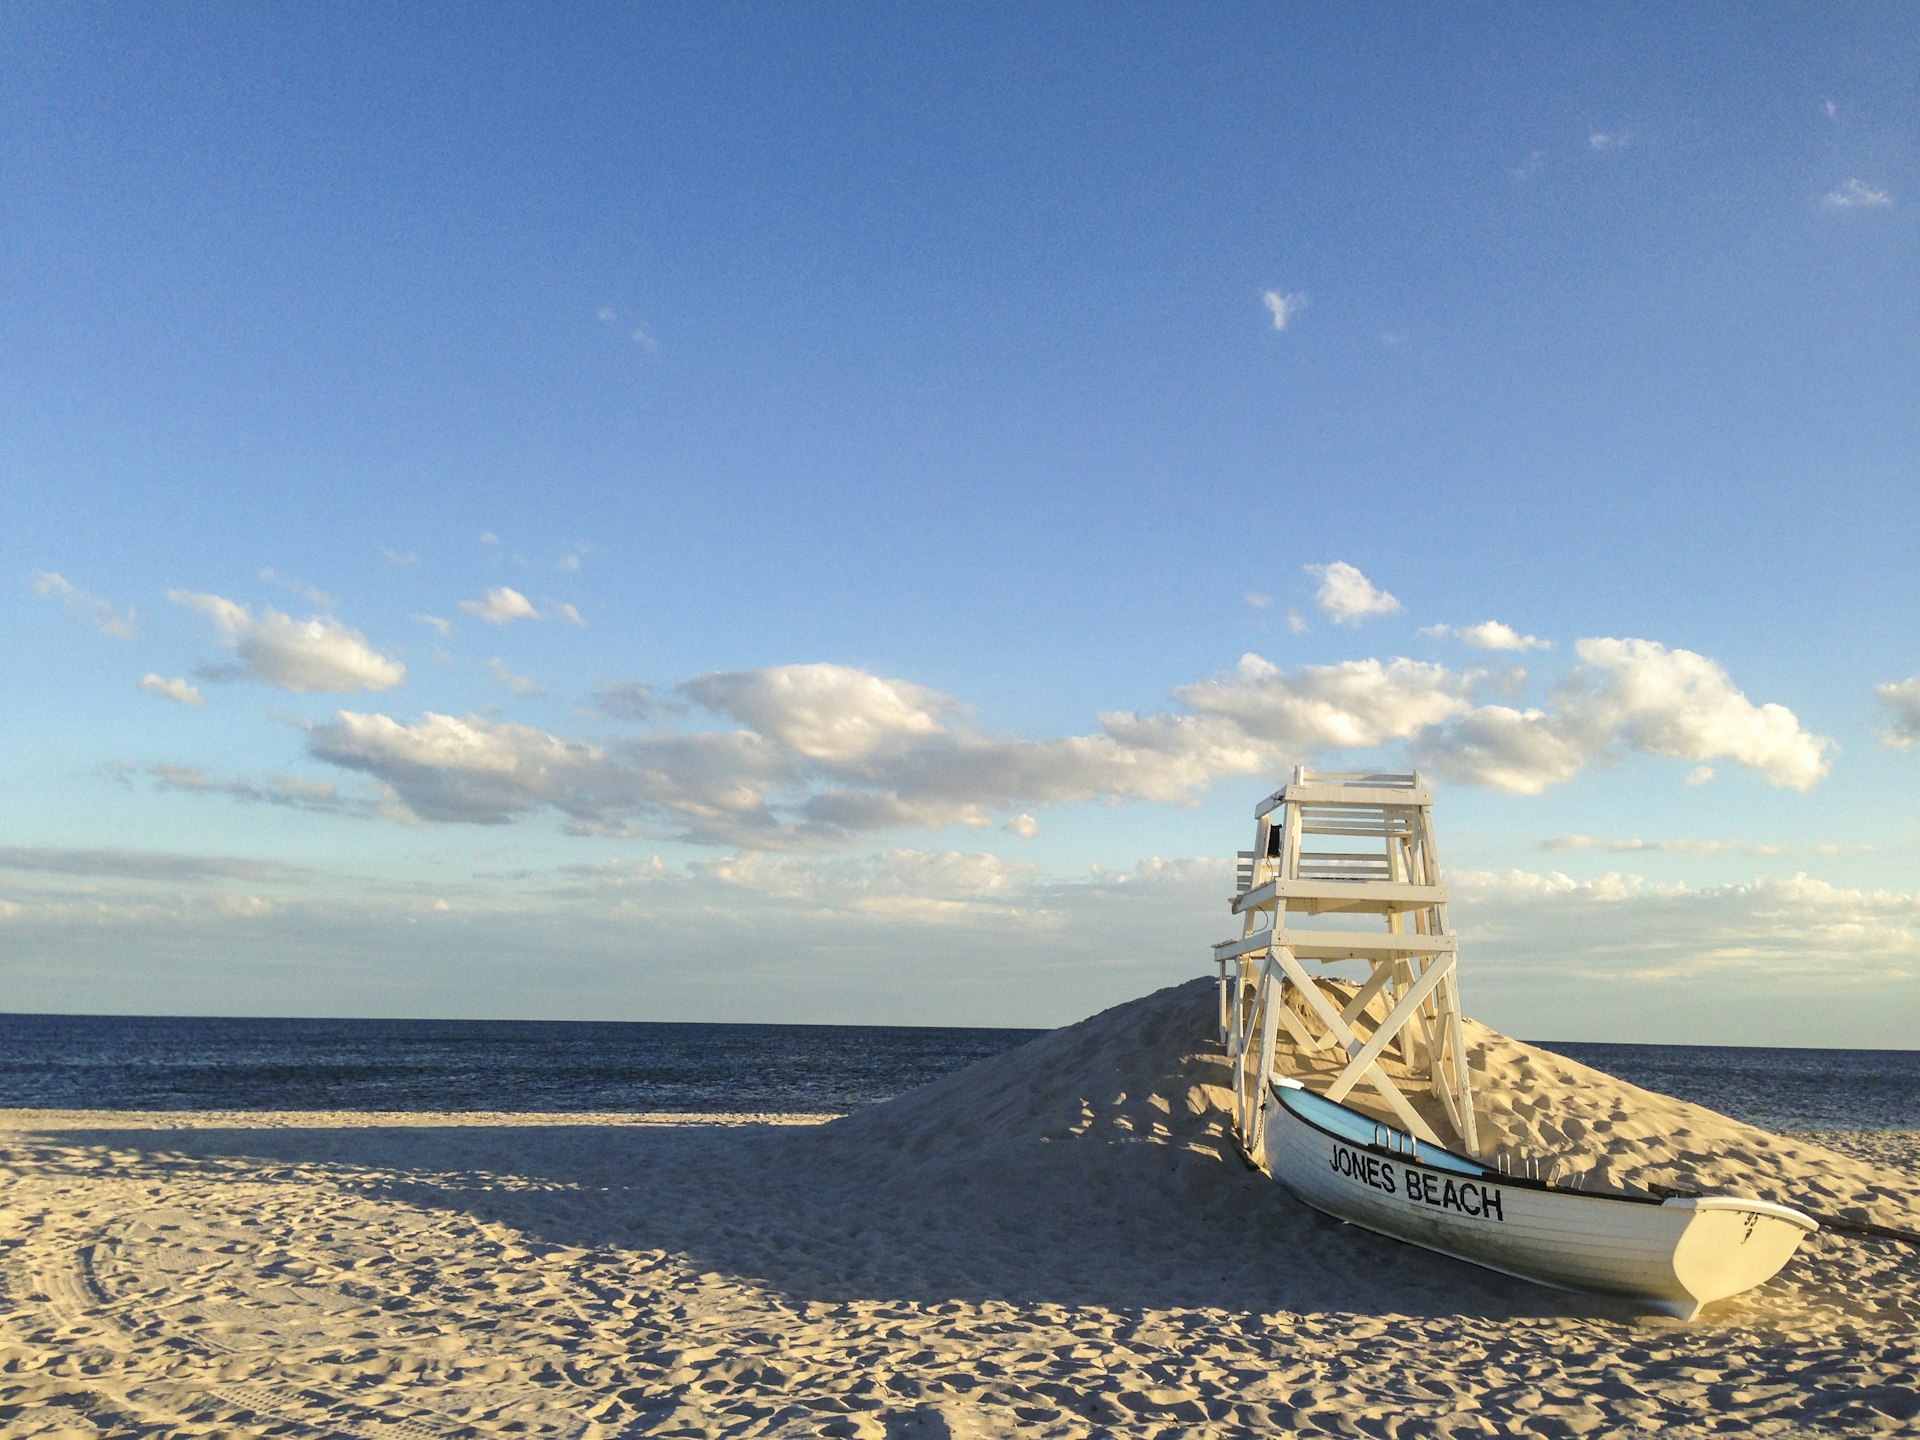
[{"x1": 1214, "y1": 768, "x2": 1479, "y2": 1165}]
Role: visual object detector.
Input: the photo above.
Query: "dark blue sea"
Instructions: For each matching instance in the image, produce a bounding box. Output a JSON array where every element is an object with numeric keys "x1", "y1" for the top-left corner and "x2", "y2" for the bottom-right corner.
[
  {"x1": 0, "y1": 1014, "x2": 1046, "y2": 1116},
  {"x1": 0, "y1": 1015, "x2": 1912, "y2": 1132}
]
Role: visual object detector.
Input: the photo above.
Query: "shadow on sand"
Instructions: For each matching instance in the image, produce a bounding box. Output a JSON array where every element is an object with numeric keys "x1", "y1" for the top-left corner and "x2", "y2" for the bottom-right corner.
[{"x1": 28, "y1": 1105, "x2": 1638, "y2": 1327}]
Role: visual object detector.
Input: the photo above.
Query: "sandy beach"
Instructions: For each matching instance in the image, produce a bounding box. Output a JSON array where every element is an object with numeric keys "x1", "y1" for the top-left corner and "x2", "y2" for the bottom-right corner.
[{"x1": 2, "y1": 979, "x2": 1915, "y2": 1439}]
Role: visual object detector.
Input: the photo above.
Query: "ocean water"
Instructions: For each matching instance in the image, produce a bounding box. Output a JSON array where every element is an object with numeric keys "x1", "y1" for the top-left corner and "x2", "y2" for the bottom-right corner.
[
  {"x1": 0, "y1": 1014, "x2": 1046, "y2": 1116},
  {"x1": 1536, "y1": 1041, "x2": 1919, "y2": 1135},
  {"x1": 0, "y1": 1014, "x2": 1913, "y2": 1132}
]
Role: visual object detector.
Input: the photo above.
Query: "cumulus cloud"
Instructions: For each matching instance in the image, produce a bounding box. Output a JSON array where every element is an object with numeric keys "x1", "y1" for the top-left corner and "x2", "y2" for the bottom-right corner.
[
  {"x1": 1263, "y1": 289, "x2": 1308, "y2": 331},
  {"x1": 1005, "y1": 813, "x2": 1041, "y2": 839},
  {"x1": 1307, "y1": 562, "x2": 1401, "y2": 625},
  {"x1": 1875, "y1": 677, "x2": 1920, "y2": 749},
  {"x1": 1176, "y1": 653, "x2": 1468, "y2": 749},
  {"x1": 138, "y1": 674, "x2": 205, "y2": 707},
  {"x1": 1416, "y1": 705, "x2": 1587, "y2": 794},
  {"x1": 413, "y1": 613, "x2": 453, "y2": 636},
  {"x1": 459, "y1": 586, "x2": 540, "y2": 624},
  {"x1": 1823, "y1": 178, "x2": 1893, "y2": 210},
  {"x1": 1418, "y1": 638, "x2": 1830, "y2": 794},
  {"x1": 1562, "y1": 638, "x2": 1830, "y2": 790},
  {"x1": 309, "y1": 711, "x2": 792, "y2": 841},
  {"x1": 298, "y1": 637, "x2": 1833, "y2": 845},
  {"x1": 29, "y1": 571, "x2": 136, "y2": 638},
  {"x1": 457, "y1": 587, "x2": 583, "y2": 626},
  {"x1": 1421, "y1": 620, "x2": 1551, "y2": 652},
  {"x1": 685, "y1": 664, "x2": 954, "y2": 763},
  {"x1": 168, "y1": 591, "x2": 405, "y2": 693}
]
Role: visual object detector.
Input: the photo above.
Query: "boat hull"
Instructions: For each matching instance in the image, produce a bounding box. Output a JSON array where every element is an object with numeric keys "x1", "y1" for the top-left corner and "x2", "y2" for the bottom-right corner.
[{"x1": 1263, "y1": 1081, "x2": 1816, "y2": 1319}]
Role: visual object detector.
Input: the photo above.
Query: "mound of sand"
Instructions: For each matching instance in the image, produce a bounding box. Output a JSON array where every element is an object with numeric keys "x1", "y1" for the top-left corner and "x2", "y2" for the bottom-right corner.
[
  {"x1": 0, "y1": 978, "x2": 1914, "y2": 1439},
  {"x1": 814, "y1": 975, "x2": 1910, "y2": 1230}
]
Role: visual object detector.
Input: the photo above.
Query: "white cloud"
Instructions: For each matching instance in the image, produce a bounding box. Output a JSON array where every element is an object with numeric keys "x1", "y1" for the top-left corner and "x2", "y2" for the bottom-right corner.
[
  {"x1": 1244, "y1": 591, "x2": 1271, "y2": 610},
  {"x1": 479, "y1": 531, "x2": 500, "y2": 547},
  {"x1": 459, "y1": 586, "x2": 540, "y2": 624},
  {"x1": 1306, "y1": 561, "x2": 1401, "y2": 625},
  {"x1": 146, "y1": 763, "x2": 353, "y2": 815},
  {"x1": 1587, "y1": 129, "x2": 1630, "y2": 152},
  {"x1": 310, "y1": 711, "x2": 611, "y2": 826},
  {"x1": 1421, "y1": 620, "x2": 1550, "y2": 652},
  {"x1": 1562, "y1": 638, "x2": 1830, "y2": 790},
  {"x1": 168, "y1": 591, "x2": 405, "y2": 693},
  {"x1": 488, "y1": 658, "x2": 546, "y2": 697},
  {"x1": 1005, "y1": 812, "x2": 1041, "y2": 839},
  {"x1": 1454, "y1": 868, "x2": 1920, "y2": 986},
  {"x1": 1541, "y1": 835, "x2": 1792, "y2": 858},
  {"x1": 630, "y1": 325, "x2": 659, "y2": 349},
  {"x1": 138, "y1": 674, "x2": 205, "y2": 707},
  {"x1": 685, "y1": 663, "x2": 955, "y2": 763},
  {"x1": 1284, "y1": 608, "x2": 1309, "y2": 635},
  {"x1": 257, "y1": 567, "x2": 334, "y2": 607},
  {"x1": 413, "y1": 613, "x2": 453, "y2": 636},
  {"x1": 29, "y1": 571, "x2": 136, "y2": 638},
  {"x1": 690, "y1": 848, "x2": 1036, "y2": 924},
  {"x1": 1823, "y1": 98, "x2": 1838, "y2": 121},
  {"x1": 596, "y1": 306, "x2": 617, "y2": 323},
  {"x1": 1417, "y1": 638, "x2": 1830, "y2": 795},
  {"x1": 1875, "y1": 677, "x2": 1920, "y2": 749},
  {"x1": 455, "y1": 588, "x2": 582, "y2": 627},
  {"x1": 1510, "y1": 150, "x2": 1544, "y2": 182},
  {"x1": 1177, "y1": 652, "x2": 1468, "y2": 749},
  {"x1": 1416, "y1": 705, "x2": 1587, "y2": 795},
  {"x1": 309, "y1": 709, "x2": 789, "y2": 840},
  {"x1": 300, "y1": 639, "x2": 1834, "y2": 844},
  {"x1": 1823, "y1": 178, "x2": 1893, "y2": 210},
  {"x1": 380, "y1": 546, "x2": 418, "y2": 566},
  {"x1": 1685, "y1": 765, "x2": 1715, "y2": 787},
  {"x1": 1262, "y1": 289, "x2": 1307, "y2": 331}
]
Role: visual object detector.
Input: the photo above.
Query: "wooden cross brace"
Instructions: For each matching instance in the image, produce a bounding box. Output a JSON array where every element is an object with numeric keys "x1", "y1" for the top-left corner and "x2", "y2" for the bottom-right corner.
[{"x1": 1266, "y1": 944, "x2": 1452, "y2": 1146}]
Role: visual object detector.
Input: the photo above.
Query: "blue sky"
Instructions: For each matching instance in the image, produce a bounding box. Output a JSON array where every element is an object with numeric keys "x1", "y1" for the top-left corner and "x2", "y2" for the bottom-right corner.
[{"x1": 5, "y1": 5, "x2": 1916, "y2": 1042}]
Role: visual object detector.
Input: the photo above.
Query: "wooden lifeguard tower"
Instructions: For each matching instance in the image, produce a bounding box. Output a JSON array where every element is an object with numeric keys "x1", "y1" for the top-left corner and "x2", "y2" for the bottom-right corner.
[{"x1": 1214, "y1": 768, "x2": 1479, "y2": 1165}]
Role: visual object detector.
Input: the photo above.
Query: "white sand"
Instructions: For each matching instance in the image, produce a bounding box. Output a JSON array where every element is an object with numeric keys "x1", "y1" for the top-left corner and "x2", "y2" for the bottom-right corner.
[{"x1": 1, "y1": 978, "x2": 1915, "y2": 1438}]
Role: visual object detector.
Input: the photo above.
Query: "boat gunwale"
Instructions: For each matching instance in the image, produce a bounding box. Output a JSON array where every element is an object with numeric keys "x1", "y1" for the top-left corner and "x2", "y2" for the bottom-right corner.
[{"x1": 1268, "y1": 1076, "x2": 1667, "y2": 1207}]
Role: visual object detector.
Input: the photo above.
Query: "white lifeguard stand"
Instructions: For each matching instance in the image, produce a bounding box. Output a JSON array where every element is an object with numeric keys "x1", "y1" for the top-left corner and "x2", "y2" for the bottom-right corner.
[{"x1": 1214, "y1": 768, "x2": 1479, "y2": 1163}]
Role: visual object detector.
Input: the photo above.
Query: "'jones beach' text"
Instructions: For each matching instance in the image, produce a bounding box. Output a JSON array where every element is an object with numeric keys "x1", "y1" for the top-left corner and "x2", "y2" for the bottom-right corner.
[{"x1": 1330, "y1": 1143, "x2": 1506, "y2": 1221}]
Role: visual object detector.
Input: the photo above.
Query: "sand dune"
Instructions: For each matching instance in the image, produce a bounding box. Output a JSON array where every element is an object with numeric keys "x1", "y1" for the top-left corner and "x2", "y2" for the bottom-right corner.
[{"x1": 1, "y1": 978, "x2": 1914, "y2": 1438}]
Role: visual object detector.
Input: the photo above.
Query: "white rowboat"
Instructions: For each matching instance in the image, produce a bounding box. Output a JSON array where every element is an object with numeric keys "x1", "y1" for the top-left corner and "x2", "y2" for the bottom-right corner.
[{"x1": 1264, "y1": 1077, "x2": 1818, "y2": 1319}]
